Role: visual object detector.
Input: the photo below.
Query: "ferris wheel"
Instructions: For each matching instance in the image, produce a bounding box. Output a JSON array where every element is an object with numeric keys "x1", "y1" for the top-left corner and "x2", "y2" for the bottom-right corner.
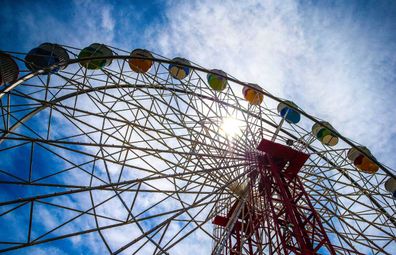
[{"x1": 0, "y1": 43, "x2": 395, "y2": 255}]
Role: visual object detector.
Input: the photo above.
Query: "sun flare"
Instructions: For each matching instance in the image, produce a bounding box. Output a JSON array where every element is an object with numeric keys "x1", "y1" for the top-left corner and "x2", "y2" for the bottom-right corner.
[{"x1": 220, "y1": 117, "x2": 244, "y2": 138}]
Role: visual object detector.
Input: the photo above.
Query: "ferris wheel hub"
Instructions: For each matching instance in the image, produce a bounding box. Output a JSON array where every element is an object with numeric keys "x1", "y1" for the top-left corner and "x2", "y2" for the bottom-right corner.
[{"x1": 256, "y1": 138, "x2": 309, "y2": 178}]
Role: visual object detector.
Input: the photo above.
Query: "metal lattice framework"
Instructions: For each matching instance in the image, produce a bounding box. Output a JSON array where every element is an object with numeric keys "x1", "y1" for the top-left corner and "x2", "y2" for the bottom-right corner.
[{"x1": 0, "y1": 45, "x2": 395, "y2": 254}]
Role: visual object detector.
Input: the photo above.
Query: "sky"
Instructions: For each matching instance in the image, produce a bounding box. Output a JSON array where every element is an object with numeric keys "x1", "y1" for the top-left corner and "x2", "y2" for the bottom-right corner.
[
  {"x1": 2, "y1": 0, "x2": 395, "y2": 165},
  {"x1": 1, "y1": 0, "x2": 396, "y2": 254}
]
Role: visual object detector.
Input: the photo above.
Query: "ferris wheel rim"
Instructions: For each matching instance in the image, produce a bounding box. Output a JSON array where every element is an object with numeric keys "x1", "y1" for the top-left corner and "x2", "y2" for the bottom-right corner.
[
  {"x1": 2, "y1": 53, "x2": 395, "y2": 230},
  {"x1": 0, "y1": 71, "x2": 394, "y2": 233},
  {"x1": 0, "y1": 46, "x2": 395, "y2": 254},
  {"x1": 1, "y1": 52, "x2": 394, "y2": 179}
]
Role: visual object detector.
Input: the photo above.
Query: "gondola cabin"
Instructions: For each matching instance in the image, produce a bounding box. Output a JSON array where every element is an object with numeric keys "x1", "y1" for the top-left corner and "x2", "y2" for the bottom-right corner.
[
  {"x1": 78, "y1": 43, "x2": 113, "y2": 70},
  {"x1": 0, "y1": 53, "x2": 19, "y2": 85},
  {"x1": 347, "y1": 146, "x2": 379, "y2": 174},
  {"x1": 129, "y1": 49, "x2": 153, "y2": 73},
  {"x1": 207, "y1": 69, "x2": 227, "y2": 91},
  {"x1": 242, "y1": 83, "x2": 264, "y2": 105},
  {"x1": 277, "y1": 100, "x2": 301, "y2": 124},
  {"x1": 312, "y1": 121, "x2": 339, "y2": 146},
  {"x1": 25, "y1": 43, "x2": 69, "y2": 73},
  {"x1": 169, "y1": 57, "x2": 191, "y2": 80}
]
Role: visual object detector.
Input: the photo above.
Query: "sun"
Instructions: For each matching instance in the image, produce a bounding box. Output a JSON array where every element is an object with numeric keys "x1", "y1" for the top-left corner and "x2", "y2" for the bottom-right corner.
[{"x1": 220, "y1": 116, "x2": 244, "y2": 138}]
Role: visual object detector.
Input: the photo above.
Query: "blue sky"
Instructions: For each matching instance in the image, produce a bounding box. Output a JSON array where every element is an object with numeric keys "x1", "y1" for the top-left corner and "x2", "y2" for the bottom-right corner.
[
  {"x1": 1, "y1": 0, "x2": 396, "y2": 254},
  {"x1": 0, "y1": 0, "x2": 166, "y2": 51}
]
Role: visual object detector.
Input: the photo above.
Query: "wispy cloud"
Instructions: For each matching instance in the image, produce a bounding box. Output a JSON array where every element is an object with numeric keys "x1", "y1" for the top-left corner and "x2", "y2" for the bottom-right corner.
[
  {"x1": 1, "y1": 0, "x2": 395, "y2": 254},
  {"x1": 149, "y1": 0, "x2": 396, "y2": 167}
]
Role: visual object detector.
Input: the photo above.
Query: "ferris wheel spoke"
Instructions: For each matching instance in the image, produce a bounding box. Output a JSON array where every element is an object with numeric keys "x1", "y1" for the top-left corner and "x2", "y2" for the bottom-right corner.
[
  {"x1": 158, "y1": 199, "x2": 219, "y2": 254},
  {"x1": 112, "y1": 170, "x2": 246, "y2": 255},
  {"x1": 305, "y1": 180, "x2": 394, "y2": 234},
  {"x1": 304, "y1": 178, "x2": 395, "y2": 236},
  {"x1": 31, "y1": 141, "x2": 109, "y2": 184},
  {"x1": 89, "y1": 192, "x2": 113, "y2": 254},
  {"x1": 0, "y1": 180, "x2": 137, "y2": 253},
  {"x1": 131, "y1": 193, "x2": 220, "y2": 255},
  {"x1": 302, "y1": 170, "x2": 395, "y2": 231},
  {"x1": 3, "y1": 79, "x2": 266, "y2": 155},
  {"x1": 107, "y1": 81, "x2": 236, "y2": 152},
  {"x1": 0, "y1": 100, "x2": 42, "y2": 120},
  {"x1": 303, "y1": 168, "x2": 388, "y2": 201},
  {"x1": 131, "y1": 161, "x2": 249, "y2": 216},
  {"x1": 1, "y1": 47, "x2": 395, "y2": 254},
  {"x1": 0, "y1": 104, "x2": 46, "y2": 142},
  {"x1": 0, "y1": 176, "x2": 230, "y2": 253},
  {"x1": 88, "y1": 161, "x2": 172, "y2": 255},
  {"x1": 301, "y1": 150, "x2": 396, "y2": 229},
  {"x1": 69, "y1": 67, "x2": 249, "y2": 153},
  {"x1": 306, "y1": 188, "x2": 393, "y2": 254},
  {"x1": 47, "y1": 104, "x2": 236, "y2": 160},
  {"x1": 124, "y1": 164, "x2": 240, "y2": 253},
  {"x1": 159, "y1": 172, "x2": 255, "y2": 253},
  {"x1": 0, "y1": 161, "x2": 249, "y2": 210},
  {"x1": 50, "y1": 87, "x2": 236, "y2": 157}
]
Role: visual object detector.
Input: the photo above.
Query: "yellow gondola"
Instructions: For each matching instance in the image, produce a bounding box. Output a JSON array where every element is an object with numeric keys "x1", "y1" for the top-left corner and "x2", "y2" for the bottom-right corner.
[{"x1": 242, "y1": 83, "x2": 263, "y2": 105}]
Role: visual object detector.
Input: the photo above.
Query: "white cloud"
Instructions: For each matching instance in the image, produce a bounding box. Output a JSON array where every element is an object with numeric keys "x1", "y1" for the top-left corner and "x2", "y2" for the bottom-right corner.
[
  {"x1": 2, "y1": 0, "x2": 396, "y2": 254},
  {"x1": 101, "y1": 7, "x2": 115, "y2": 32},
  {"x1": 149, "y1": 0, "x2": 396, "y2": 168}
]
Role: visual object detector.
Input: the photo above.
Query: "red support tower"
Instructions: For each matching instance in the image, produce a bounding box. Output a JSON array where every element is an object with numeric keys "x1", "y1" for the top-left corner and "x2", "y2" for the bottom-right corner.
[{"x1": 212, "y1": 138, "x2": 336, "y2": 255}]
